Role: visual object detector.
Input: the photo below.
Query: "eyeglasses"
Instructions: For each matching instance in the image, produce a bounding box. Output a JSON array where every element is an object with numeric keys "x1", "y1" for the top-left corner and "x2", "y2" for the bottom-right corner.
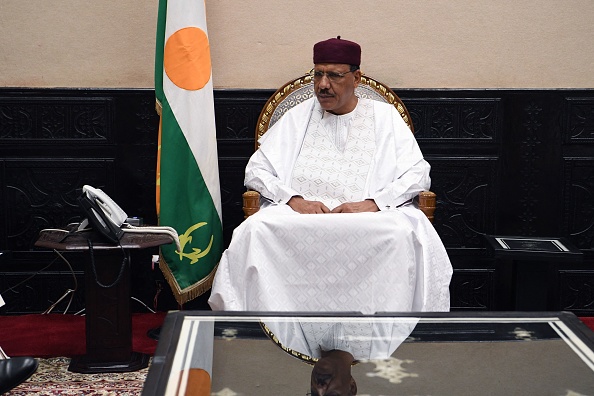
[{"x1": 309, "y1": 68, "x2": 353, "y2": 83}]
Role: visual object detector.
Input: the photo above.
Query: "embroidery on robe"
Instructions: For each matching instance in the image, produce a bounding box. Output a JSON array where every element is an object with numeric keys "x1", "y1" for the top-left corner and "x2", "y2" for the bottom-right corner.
[{"x1": 290, "y1": 98, "x2": 376, "y2": 208}]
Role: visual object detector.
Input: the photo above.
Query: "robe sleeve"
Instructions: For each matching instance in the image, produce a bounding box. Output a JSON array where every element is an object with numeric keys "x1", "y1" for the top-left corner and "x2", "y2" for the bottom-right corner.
[
  {"x1": 369, "y1": 102, "x2": 431, "y2": 210},
  {"x1": 244, "y1": 143, "x2": 301, "y2": 204},
  {"x1": 244, "y1": 99, "x2": 313, "y2": 204}
]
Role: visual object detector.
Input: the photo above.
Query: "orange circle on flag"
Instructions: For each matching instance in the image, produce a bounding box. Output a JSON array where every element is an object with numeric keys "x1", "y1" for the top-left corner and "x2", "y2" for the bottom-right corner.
[
  {"x1": 164, "y1": 27, "x2": 211, "y2": 91},
  {"x1": 181, "y1": 368, "x2": 211, "y2": 395}
]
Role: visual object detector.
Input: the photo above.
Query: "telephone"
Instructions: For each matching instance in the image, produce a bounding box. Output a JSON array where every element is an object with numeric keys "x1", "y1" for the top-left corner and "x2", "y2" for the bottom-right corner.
[
  {"x1": 77, "y1": 185, "x2": 181, "y2": 249},
  {"x1": 78, "y1": 185, "x2": 127, "y2": 243}
]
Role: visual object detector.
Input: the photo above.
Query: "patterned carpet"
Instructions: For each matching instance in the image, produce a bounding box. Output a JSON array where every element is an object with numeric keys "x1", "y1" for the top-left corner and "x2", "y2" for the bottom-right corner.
[{"x1": 5, "y1": 357, "x2": 149, "y2": 396}]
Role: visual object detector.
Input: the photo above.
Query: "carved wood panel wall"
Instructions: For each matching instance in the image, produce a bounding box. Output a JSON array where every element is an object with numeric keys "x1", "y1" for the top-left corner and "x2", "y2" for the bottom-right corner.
[{"x1": 1, "y1": 88, "x2": 593, "y2": 314}]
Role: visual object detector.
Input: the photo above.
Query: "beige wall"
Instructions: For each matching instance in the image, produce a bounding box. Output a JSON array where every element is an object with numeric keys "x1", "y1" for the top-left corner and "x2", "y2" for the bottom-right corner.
[{"x1": 0, "y1": 0, "x2": 592, "y2": 89}]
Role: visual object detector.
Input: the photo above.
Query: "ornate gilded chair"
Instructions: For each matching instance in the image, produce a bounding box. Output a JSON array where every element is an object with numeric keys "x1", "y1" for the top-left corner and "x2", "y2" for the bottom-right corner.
[{"x1": 242, "y1": 73, "x2": 437, "y2": 222}]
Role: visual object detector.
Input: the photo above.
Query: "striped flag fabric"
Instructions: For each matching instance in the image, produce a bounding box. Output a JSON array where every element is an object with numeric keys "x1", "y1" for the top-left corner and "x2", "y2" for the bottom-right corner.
[
  {"x1": 165, "y1": 318, "x2": 214, "y2": 395},
  {"x1": 155, "y1": 0, "x2": 223, "y2": 305}
]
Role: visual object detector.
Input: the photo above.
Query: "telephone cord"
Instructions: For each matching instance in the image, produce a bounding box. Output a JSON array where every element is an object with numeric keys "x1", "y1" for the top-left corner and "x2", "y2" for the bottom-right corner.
[{"x1": 87, "y1": 239, "x2": 128, "y2": 289}]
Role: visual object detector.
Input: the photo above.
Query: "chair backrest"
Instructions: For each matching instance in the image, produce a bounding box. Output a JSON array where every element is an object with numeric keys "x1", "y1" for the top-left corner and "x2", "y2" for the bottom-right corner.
[{"x1": 255, "y1": 73, "x2": 413, "y2": 149}]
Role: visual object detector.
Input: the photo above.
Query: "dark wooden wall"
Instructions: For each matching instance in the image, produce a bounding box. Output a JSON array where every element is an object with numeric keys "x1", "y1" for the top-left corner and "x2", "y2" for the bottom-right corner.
[{"x1": 1, "y1": 88, "x2": 593, "y2": 315}]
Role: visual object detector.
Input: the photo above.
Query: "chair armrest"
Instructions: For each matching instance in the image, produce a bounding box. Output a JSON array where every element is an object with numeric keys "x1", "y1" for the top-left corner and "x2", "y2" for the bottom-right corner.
[
  {"x1": 242, "y1": 190, "x2": 261, "y2": 219},
  {"x1": 417, "y1": 191, "x2": 436, "y2": 223},
  {"x1": 243, "y1": 190, "x2": 436, "y2": 223}
]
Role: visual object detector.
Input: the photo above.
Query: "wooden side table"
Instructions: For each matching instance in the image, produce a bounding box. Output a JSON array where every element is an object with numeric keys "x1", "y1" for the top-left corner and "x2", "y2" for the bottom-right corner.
[
  {"x1": 35, "y1": 226, "x2": 174, "y2": 373},
  {"x1": 484, "y1": 235, "x2": 583, "y2": 311}
]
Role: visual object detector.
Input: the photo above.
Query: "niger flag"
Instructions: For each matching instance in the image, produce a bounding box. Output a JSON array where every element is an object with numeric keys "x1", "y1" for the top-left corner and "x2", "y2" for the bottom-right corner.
[{"x1": 155, "y1": 0, "x2": 223, "y2": 305}]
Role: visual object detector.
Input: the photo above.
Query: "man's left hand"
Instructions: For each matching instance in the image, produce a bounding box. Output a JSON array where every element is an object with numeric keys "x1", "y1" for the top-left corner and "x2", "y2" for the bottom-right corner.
[{"x1": 331, "y1": 199, "x2": 379, "y2": 213}]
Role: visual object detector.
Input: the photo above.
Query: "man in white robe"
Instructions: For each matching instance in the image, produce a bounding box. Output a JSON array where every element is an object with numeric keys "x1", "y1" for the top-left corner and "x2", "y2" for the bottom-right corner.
[
  {"x1": 261, "y1": 317, "x2": 419, "y2": 395},
  {"x1": 261, "y1": 317, "x2": 419, "y2": 362},
  {"x1": 209, "y1": 37, "x2": 452, "y2": 314}
]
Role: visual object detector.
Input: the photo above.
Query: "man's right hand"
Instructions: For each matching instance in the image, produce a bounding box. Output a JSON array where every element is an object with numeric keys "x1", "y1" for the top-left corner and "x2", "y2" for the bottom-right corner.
[{"x1": 287, "y1": 196, "x2": 331, "y2": 214}]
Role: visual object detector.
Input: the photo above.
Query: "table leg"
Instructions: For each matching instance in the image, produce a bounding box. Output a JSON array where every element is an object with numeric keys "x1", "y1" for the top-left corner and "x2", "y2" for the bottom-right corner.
[{"x1": 68, "y1": 249, "x2": 149, "y2": 373}]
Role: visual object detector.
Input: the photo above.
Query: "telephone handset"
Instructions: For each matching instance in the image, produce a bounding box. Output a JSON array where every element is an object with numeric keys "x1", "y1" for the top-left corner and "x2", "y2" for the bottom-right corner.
[
  {"x1": 77, "y1": 185, "x2": 181, "y2": 250},
  {"x1": 78, "y1": 185, "x2": 127, "y2": 243}
]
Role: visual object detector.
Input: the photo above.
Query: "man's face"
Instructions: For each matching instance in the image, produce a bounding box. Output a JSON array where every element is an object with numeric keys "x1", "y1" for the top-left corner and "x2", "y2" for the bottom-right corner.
[
  {"x1": 309, "y1": 355, "x2": 357, "y2": 396},
  {"x1": 313, "y1": 63, "x2": 361, "y2": 115}
]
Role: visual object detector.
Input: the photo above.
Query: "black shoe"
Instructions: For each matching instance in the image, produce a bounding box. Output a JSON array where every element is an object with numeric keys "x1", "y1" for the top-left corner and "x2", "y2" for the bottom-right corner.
[{"x1": 0, "y1": 357, "x2": 38, "y2": 394}]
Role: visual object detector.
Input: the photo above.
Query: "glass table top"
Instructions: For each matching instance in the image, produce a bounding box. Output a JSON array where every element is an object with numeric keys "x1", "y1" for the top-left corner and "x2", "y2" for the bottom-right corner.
[{"x1": 143, "y1": 311, "x2": 594, "y2": 396}]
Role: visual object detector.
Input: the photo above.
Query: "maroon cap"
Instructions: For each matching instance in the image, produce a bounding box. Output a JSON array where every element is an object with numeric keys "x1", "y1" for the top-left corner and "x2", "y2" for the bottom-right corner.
[{"x1": 313, "y1": 36, "x2": 361, "y2": 66}]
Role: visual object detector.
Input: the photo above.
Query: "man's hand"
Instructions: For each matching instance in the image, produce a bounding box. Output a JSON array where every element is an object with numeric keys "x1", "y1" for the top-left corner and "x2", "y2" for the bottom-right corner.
[
  {"x1": 288, "y1": 196, "x2": 331, "y2": 214},
  {"x1": 331, "y1": 199, "x2": 379, "y2": 213}
]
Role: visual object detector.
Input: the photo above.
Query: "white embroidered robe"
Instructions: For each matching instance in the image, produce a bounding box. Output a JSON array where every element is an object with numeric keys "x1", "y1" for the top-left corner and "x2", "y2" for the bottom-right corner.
[
  {"x1": 208, "y1": 98, "x2": 453, "y2": 314},
  {"x1": 261, "y1": 318, "x2": 419, "y2": 362}
]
